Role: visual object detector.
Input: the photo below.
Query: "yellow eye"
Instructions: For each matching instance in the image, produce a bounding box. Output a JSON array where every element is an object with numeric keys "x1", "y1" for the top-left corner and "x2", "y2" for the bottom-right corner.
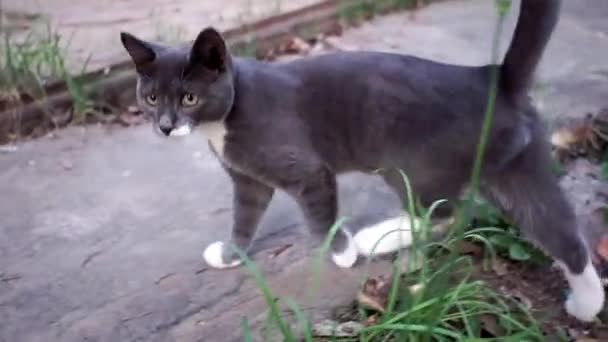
[
  {"x1": 145, "y1": 94, "x2": 157, "y2": 106},
  {"x1": 182, "y1": 93, "x2": 199, "y2": 106}
]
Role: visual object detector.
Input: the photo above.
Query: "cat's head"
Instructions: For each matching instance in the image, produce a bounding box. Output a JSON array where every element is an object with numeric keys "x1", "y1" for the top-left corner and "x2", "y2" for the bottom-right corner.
[{"x1": 120, "y1": 28, "x2": 235, "y2": 137}]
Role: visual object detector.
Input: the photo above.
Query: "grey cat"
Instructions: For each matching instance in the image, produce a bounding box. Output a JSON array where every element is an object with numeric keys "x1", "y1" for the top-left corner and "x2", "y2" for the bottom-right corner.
[{"x1": 121, "y1": 0, "x2": 604, "y2": 321}]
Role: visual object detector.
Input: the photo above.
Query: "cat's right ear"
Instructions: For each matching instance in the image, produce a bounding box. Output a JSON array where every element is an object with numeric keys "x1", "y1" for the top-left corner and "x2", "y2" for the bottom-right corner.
[
  {"x1": 120, "y1": 32, "x2": 156, "y2": 71},
  {"x1": 189, "y1": 28, "x2": 228, "y2": 73}
]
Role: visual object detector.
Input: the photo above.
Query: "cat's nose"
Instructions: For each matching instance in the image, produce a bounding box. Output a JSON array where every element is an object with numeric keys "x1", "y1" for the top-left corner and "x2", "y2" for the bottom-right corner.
[
  {"x1": 158, "y1": 116, "x2": 173, "y2": 136},
  {"x1": 159, "y1": 125, "x2": 172, "y2": 136}
]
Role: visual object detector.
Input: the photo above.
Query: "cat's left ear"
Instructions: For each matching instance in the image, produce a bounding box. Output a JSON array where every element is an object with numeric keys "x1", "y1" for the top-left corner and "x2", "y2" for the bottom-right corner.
[
  {"x1": 120, "y1": 32, "x2": 157, "y2": 72},
  {"x1": 189, "y1": 27, "x2": 228, "y2": 73}
]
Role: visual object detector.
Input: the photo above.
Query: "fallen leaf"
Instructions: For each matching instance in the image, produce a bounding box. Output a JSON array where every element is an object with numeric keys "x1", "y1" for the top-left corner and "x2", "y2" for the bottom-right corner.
[
  {"x1": 127, "y1": 105, "x2": 141, "y2": 114},
  {"x1": 356, "y1": 277, "x2": 389, "y2": 313},
  {"x1": 480, "y1": 314, "x2": 506, "y2": 337},
  {"x1": 455, "y1": 240, "x2": 483, "y2": 257},
  {"x1": 596, "y1": 235, "x2": 608, "y2": 260},
  {"x1": 500, "y1": 287, "x2": 532, "y2": 310},
  {"x1": 491, "y1": 257, "x2": 509, "y2": 276},
  {"x1": 283, "y1": 37, "x2": 310, "y2": 54},
  {"x1": 269, "y1": 243, "x2": 293, "y2": 259},
  {"x1": 361, "y1": 314, "x2": 378, "y2": 327},
  {"x1": 312, "y1": 320, "x2": 363, "y2": 337}
]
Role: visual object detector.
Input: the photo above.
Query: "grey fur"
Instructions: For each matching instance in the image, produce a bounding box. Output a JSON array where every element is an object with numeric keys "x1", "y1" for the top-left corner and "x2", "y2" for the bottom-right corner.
[{"x1": 120, "y1": 0, "x2": 591, "y2": 274}]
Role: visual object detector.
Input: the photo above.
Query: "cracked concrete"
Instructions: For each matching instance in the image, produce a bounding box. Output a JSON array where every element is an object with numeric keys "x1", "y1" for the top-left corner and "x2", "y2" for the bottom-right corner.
[{"x1": 1, "y1": 1, "x2": 608, "y2": 341}]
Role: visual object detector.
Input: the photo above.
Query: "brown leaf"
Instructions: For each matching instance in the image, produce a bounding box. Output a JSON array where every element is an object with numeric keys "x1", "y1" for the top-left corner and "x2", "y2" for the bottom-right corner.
[
  {"x1": 596, "y1": 235, "x2": 608, "y2": 260},
  {"x1": 283, "y1": 37, "x2": 310, "y2": 54},
  {"x1": 491, "y1": 257, "x2": 509, "y2": 276},
  {"x1": 127, "y1": 105, "x2": 141, "y2": 114},
  {"x1": 455, "y1": 240, "x2": 483, "y2": 257},
  {"x1": 356, "y1": 277, "x2": 389, "y2": 313},
  {"x1": 361, "y1": 314, "x2": 378, "y2": 327},
  {"x1": 480, "y1": 314, "x2": 506, "y2": 337},
  {"x1": 269, "y1": 243, "x2": 293, "y2": 259}
]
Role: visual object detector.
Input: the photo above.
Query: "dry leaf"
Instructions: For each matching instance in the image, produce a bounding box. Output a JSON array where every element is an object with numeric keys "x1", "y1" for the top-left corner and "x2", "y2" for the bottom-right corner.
[
  {"x1": 312, "y1": 319, "x2": 363, "y2": 337},
  {"x1": 455, "y1": 240, "x2": 483, "y2": 257},
  {"x1": 491, "y1": 257, "x2": 509, "y2": 276},
  {"x1": 127, "y1": 105, "x2": 141, "y2": 114},
  {"x1": 596, "y1": 235, "x2": 608, "y2": 260},
  {"x1": 500, "y1": 287, "x2": 532, "y2": 310},
  {"x1": 357, "y1": 277, "x2": 389, "y2": 313},
  {"x1": 480, "y1": 314, "x2": 505, "y2": 337},
  {"x1": 362, "y1": 314, "x2": 378, "y2": 327},
  {"x1": 284, "y1": 37, "x2": 310, "y2": 54},
  {"x1": 269, "y1": 243, "x2": 292, "y2": 259}
]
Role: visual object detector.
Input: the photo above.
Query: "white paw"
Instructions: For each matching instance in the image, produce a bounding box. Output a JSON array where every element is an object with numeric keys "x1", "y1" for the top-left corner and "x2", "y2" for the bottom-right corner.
[
  {"x1": 202, "y1": 241, "x2": 242, "y2": 269},
  {"x1": 565, "y1": 295, "x2": 601, "y2": 322},
  {"x1": 170, "y1": 125, "x2": 192, "y2": 137},
  {"x1": 332, "y1": 230, "x2": 358, "y2": 268},
  {"x1": 562, "y1": 261, "x2": 605, "y2": 322},
  {"x1": 353, "y1": 216, "x2": 416, "y2": 256}
]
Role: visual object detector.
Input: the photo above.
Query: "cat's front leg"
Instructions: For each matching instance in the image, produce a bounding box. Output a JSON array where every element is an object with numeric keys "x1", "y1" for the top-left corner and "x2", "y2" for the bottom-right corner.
[
  {"x1": 203, "y1": 169, "x2": 274, "y2": 269},
  {"x1": 286, "y1": 163, "x2": 358, "y2": 269}
]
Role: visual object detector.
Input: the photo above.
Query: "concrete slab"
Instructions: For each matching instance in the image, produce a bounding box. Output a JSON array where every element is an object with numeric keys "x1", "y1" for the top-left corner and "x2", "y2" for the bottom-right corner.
[
  {"x1": 1, "y1": 1, "x2": 608, "y2": 341},
  {"x1": 328, "y1": 0, "x2": 608, "y2": 122},
  {"x1": 0, "y1": 124, "x2": 401, "y2": 341}
]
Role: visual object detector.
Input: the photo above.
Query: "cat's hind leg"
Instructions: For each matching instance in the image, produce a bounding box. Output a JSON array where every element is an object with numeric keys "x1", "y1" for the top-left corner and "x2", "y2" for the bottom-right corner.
[
  {"x1": 203, "y1": 169, "x2": 274, "y2": 269},
  {"x1": 352, "y1": 169, "x2": 461, "y2": 258},
  {"x1": 481, "y1": 138, "x2": 604, "y2": 322},
  {"x1": 287, "y1": 162, "x2": 357, "y2": 268}
]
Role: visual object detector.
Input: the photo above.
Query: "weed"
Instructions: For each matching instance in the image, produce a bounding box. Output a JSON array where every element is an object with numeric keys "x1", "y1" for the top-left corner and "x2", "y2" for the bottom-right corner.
[
  {"x1": 150, "y1": 10, "x2": 186, "y2": 44},
  {"x1": 0, "y1": 19, "x2": 92, "y2": 131}
]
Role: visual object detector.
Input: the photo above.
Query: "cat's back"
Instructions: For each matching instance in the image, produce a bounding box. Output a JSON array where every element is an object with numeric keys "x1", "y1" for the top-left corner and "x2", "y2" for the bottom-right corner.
[{"x1": 279, "y1": 50, "x2": 478, "y2": 87}]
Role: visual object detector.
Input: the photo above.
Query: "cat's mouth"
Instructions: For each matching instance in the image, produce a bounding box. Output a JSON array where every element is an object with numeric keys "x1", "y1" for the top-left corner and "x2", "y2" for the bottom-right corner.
[
  {"x1": 153, "y1": 123, "x2": 192, "y2": 137},
  {"x1": 169, "y1": 125, "x2": 192, "y2": 137}
]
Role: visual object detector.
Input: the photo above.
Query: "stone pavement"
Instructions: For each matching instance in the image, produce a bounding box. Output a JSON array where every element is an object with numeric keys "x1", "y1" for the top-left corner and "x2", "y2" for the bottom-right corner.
[
  {"x1": 1, "y1": 1, "x2": 608, "y2": 341},
  {"x1": 3, "y1": 0, "x2": 321, "y2": 72}
]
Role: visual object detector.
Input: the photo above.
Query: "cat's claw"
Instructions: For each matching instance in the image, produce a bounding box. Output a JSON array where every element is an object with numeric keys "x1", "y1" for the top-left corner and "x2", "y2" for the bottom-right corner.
[
  {"x1": 332, "y1": 230, "x2": 358, "y2": 268},
  {"x1": 203, "y1": 241, "x2": 242, "y2": 269}
]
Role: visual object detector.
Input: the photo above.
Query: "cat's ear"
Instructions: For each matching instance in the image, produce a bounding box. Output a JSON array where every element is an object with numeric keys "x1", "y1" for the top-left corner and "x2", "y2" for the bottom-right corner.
[
  {"x1": 189, "y1": 28, "x2": 227, "y2": 72},
  {"x1": 120, "y1": 32, "x2": 156, "y2": 71}
]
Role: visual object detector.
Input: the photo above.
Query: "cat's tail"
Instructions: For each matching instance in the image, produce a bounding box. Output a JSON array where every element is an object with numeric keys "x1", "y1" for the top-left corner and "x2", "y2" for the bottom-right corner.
[
  {"x1": 352, "y1": 215, "x2": 452, "y2": 257},
  {"x1": 500, "y1": 0, "x2": 561, "y2": 99}
]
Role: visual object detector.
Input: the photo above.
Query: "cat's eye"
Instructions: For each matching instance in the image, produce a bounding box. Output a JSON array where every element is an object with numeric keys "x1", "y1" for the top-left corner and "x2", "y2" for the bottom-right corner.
[
  {"x1": 145, "y1": 94, "x2": 157, "y2": 106},
  {"x1": 182, "y1": 93, "x2": 199, "y2": 107}
]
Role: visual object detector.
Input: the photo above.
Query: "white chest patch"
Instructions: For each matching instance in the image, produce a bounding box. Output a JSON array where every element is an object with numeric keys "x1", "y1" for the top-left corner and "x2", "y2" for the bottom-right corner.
[{"x1": 199, "y1": 121, "x2": 227, "y2": 156}]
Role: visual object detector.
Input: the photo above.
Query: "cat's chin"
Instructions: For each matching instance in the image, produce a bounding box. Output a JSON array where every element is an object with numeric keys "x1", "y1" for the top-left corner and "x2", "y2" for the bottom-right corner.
[{"x1": 169, "y1": 125, "x2": 192, "y2": 137}]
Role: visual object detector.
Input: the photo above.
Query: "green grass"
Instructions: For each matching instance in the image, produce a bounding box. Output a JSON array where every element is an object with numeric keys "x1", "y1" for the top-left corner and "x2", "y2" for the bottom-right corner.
[
  {"x1": 338, "y1": 0, "x2": 427, "y2": 25},
  {"x1": 0, "y1": 19, "x2": 92, "y2": 127},
  {"x1": 235, "y1": 180, "x2": 548, "y2": 341}
]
